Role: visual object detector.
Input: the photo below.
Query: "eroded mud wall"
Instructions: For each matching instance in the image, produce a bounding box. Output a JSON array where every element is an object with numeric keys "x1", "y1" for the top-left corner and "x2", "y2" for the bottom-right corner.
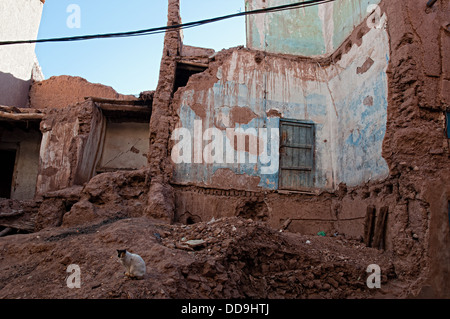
[
  {"x1": 167, "y1": 0, "x2": 450, "y2": 297},
  {"x1": 145, "y1": 0, "x2": 182, "y2": 222},
  {"x1": 29, "y1": 75, "x2": 137, "y2": 109},
  {"x1": 379, "y1": 0, "x2": 450, "y2": 297},
  {"x1": 36, "y1": 100, "x2": 104, "y2": 194}
]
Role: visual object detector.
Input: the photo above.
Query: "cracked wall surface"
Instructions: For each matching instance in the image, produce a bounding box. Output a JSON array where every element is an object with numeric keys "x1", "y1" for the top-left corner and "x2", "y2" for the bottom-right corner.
[
  {"x1": 160, "y1": 0, "x2": 450, "y2": 297},
  {"x1": 246, "y1": 0, "x2": 382, "y2": 56},
  {"x1": 171, "y1": 5, "x2": 389, "y2": 192}
]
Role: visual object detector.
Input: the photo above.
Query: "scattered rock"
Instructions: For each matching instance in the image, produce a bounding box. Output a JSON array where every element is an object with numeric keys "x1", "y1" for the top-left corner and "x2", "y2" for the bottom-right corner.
[{"x1": 185, "y1": 239, "x2": 206, "y2": 249}]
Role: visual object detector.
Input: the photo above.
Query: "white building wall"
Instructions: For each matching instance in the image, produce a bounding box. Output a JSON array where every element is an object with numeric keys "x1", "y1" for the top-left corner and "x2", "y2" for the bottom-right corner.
[{"x1": 0, "y1": 0, "x2": 44, "y2": 107}]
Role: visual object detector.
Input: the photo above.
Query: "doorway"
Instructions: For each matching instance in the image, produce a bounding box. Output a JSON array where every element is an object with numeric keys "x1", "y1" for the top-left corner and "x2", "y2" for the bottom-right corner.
[
  {"x1": 0, "y1": 149, "x2": 16, "y2": 198},
  {"x1": 279, "y1": 119, "x2": 315, "y2": 190}
]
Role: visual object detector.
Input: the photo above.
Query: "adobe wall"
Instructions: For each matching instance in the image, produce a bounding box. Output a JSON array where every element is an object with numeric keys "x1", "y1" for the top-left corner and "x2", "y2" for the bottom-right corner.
[
  {"x1": 98, "y1": 122, "x2": 149, "y2": 172},
  {"x1": 28, "y1": 75, "x2": 146, "y2": 195},
  {"x1": 29, "y1": 75, "x2": 137, "y2": 109},
  {"x1": 36, "y1": 100, "x2": 105, "y2": 195},
  {"x1": 155, "y1": 0, "x2": 450, "y2": 297},
  {"x1": 380, "y1": 0, "x2": 450, "y2": 297},
  {"x1": 170, "y1": 13, "x2": 389, "y2": 191},
  {"x1": 144, "y1": 0, "x2": 182, "y2": 222}
]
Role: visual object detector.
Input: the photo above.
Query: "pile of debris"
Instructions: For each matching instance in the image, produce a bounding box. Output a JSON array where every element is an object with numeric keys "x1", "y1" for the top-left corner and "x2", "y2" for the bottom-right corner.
[
  {"x1": 158, "y1": 217, "x2": 399, "y2": 298},
  {"x1": 0, "y1": 215, "x2": 407, "y2": 299}
]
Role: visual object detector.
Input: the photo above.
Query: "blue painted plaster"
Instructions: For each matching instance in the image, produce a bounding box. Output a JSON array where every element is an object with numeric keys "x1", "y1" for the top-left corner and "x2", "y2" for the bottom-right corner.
[
  {"x1": 247, "y1": 0, "x2": 382, "y2": 56},
  {"x1": 335, "y1": 70, "x2": 388, "y2": 185},
  {"x1": 332, "y1": 0, "x2": 382, "y2": 51}
]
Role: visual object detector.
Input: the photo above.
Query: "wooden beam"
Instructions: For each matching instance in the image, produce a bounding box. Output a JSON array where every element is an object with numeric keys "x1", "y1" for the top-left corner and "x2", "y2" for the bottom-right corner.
[
  {"x1": 373, "y1": 206, "x2": 389, "y2": 250},
  {"x1": 0, "y1": 210, "x2": 34, "y2": 232},
  {"x1": 85, "y1": 96, "x2": 147, "y2": 106},
  {"x1": 178, "y1": 60, "x2": 209, "y2": 69},
  {"x1": 0, "y1": 220, "x2": 34, "y2": 232},
  {"x1": 363, "y1": 205, "x2": 376, "y2": 247},
  {"x1": 0, "y1": 227, "x2": 13, "y2": 237},
  {"x1": 0, "y1": 111, "x2": 44, "y2": 121},
  {"x1": 0, "y1": 210, "x2": 24, "y2": 218},
  {"x1": 96, "y1": 103, "x2": 151, "y2": 114}
]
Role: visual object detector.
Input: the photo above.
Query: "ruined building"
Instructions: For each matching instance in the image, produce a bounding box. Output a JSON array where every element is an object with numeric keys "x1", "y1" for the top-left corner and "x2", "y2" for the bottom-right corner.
[{"x1": 0, "y1": 0, "x2": 449, "y2": 298}]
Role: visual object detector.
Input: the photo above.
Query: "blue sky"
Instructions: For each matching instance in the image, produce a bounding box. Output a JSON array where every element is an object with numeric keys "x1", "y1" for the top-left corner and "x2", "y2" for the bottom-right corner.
[{"x1": 36, "y1": 1, "x2": 246, "y2": 96}]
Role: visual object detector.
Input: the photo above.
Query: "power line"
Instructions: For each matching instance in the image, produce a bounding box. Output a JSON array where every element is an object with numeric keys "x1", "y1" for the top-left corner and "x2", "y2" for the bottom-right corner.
[{"x1": 0, "y1": 0, "x2": 336, "y2": 46}]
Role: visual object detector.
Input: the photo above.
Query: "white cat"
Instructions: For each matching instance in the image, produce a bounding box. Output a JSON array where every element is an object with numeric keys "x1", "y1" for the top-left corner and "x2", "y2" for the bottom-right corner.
[{"x1": 117, "y1": 249, "x2": 146, "y2": 279}]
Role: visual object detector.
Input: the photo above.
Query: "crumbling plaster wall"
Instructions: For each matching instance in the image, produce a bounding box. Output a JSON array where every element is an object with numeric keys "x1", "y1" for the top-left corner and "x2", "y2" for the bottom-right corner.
[
  {"x1": 171, "y1": 11, "x2": 389, "y2": 192},
  {"x1": 163, "y1": 1, "x2": 391, "y2": 250},
  {"x1": 28, "y1": 75, "x2": 142, "y2": 195},
  {"x1": 246, "y1": 0, "x2": 382, "y2": 56},
  {"x1": 328, "y1": 13, "x2": 390, "y2": 186},
  {"x1": 36, "y1": 101, "x2": 104, "y2": 195},
  {"x1": 29, "y1": 75, "x2": 137, "y2": 109},
  {"x1": 98, "y1": 121, "x2": 149, "y2": 172}
]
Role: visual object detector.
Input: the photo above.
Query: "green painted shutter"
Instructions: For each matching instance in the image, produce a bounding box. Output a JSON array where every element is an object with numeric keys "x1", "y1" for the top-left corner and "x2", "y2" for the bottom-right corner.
[{"x1": 279, "y1": 120, "x2": 315, "y2": 190}]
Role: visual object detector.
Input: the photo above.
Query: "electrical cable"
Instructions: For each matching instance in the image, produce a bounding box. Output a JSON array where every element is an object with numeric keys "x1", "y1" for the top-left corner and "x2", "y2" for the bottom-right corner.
[{"x1": 0, "y1": 0, "x2": 336, "y2": 46}]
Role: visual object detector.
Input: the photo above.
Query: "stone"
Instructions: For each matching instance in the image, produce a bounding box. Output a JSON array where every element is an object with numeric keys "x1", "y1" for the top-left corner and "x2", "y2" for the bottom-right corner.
[{"x1": 185, "y1": 239, "x2": 206, "y2": 248}]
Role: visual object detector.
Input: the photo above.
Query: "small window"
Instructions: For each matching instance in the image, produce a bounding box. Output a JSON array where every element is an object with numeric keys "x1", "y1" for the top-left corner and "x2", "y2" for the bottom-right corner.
[{"x1": 279, "y1": 119, "x2": 315, "y2": 190}]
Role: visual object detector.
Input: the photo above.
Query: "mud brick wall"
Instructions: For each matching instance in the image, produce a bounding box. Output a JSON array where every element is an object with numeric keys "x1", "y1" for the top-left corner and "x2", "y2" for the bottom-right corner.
[
  {"x1": 379, "y1": 0, "x2": 450, "y2": 297},
  {"x1": 36, "y1": 100, "x2": 104, "y2": 194},
  {"x1": 167, "y1": 0, "x2": 450, "y2": 297},
  {"x1": 144, "y1": 0, "x2": 182, "y2": 223}
]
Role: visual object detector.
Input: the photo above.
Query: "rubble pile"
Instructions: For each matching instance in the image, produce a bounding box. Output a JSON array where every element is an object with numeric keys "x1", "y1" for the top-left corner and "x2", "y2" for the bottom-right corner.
[
  {"x1": 159, "y1": 217, "x2": 398, "y2": 299},
  {"x1": 0, "y1": 215, "x2": 405, "y2": 299}
]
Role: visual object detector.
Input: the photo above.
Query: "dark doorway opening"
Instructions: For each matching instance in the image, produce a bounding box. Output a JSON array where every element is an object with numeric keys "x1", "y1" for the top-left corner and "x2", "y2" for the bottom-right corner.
[
  {"x1": 173, "y1": 62, "x2": 208, "y2": 93},
  {"x1": 0, "y1": 149, "x2": 16, "y2": 199}
]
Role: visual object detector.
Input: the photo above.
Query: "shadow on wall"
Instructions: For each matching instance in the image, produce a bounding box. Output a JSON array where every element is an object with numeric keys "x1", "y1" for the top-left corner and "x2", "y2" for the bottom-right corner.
[{"x1": 0, "y1": 71, "x2": 31, "y2": 107}]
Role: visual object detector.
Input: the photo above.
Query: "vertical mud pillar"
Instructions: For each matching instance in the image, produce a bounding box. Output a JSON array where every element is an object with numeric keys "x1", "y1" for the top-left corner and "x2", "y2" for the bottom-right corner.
[
  {"x1": 145, "y1": 0, "x2": 182, "y2": 222},
  {"x1": 381, "y1": 0, "x2": 450, "y2": 297},
  {"x1": 363, "y1": 205, "x2": 376, "y2": 247},
  {"x1": 372, "y1": 206, "x2": 388, "y2": 250}
]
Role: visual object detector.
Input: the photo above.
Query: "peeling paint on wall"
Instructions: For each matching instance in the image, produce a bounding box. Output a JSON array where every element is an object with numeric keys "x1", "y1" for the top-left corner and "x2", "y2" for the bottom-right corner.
[
  {"x1": 246, "y1": 0, "x2": 382, "y2": 57},
  {"x1": 98, "y1": 122, "x2": 149, "y2": 171},
  {"x1": 172, "y1": 10, "x2": 390, "y2": 192}
]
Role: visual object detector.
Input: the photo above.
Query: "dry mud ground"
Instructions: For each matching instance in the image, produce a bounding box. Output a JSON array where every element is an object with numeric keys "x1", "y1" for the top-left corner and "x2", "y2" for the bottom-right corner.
[{"x1": 0, "y1": 216, "x2": 414, "y2": 299}]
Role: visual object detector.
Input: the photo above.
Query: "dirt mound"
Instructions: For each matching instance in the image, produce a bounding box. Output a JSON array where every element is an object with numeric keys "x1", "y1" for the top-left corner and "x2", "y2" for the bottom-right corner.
[{"x1": 0, "y1": 216, "x2": 409, "y2": 299}]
